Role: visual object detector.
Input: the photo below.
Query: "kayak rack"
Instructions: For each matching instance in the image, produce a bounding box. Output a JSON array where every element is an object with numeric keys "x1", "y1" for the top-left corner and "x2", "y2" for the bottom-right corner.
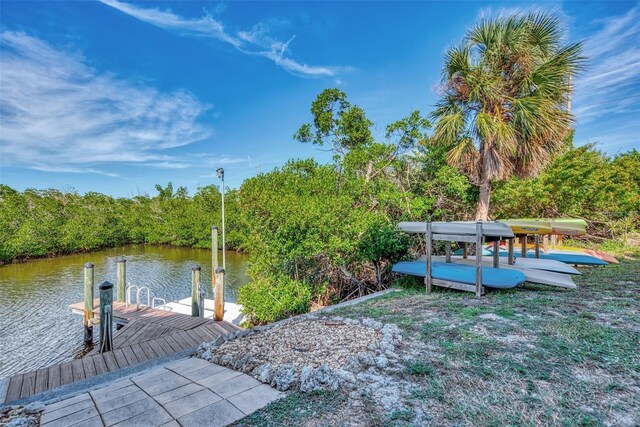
[
  {"x1": 398, "y1": 221, "x2": 515, "y2": 297},
  {"x1": 428, "y1": 222, "x2": 485, "y2": 296}
]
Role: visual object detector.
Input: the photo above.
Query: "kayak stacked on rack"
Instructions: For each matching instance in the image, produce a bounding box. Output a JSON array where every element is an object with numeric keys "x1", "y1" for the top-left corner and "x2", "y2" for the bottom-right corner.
[
  {"x1": 391, "y1": 218, "x2": 613, "y2": 296},
  {"x1": 499, "y1": 218, "x2": 615, "y2": 265},
  {"x1": 392, "y1": 260, "x2": 527, "y2": 289},
  {"x1": 393, "y1": 221, "x2": 527, "y2": 296}
]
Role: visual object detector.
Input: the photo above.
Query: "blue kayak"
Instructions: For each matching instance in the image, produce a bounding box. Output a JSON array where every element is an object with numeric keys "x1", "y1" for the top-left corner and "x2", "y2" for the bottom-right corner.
[
  {"x1": 392, "y1": 261, "x2": 526, "y2": 289},
  {"x1": 492, "y1": 251, "x2": 608, "y2": 266}
]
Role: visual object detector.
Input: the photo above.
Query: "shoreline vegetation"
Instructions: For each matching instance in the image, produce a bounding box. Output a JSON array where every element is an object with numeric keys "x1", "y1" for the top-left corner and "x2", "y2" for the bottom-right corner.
[
  {"x1": 1, "y1": 146, "x2": 638, "y2": 327},
  {"x1": 2, "y1": 140, "x2": 638, "y2": 326}
]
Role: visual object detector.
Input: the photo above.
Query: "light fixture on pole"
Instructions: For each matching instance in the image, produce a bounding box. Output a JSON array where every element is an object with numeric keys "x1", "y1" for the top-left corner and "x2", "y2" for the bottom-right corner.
[{"x1": 216, "y1": 167, "x2": 226, "y2": 271}]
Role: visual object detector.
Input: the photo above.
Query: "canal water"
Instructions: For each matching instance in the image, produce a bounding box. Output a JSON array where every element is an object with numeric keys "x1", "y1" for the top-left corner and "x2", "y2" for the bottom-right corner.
[{"x1": 0, "y1": 245, "x2": 250, "y2": 378}]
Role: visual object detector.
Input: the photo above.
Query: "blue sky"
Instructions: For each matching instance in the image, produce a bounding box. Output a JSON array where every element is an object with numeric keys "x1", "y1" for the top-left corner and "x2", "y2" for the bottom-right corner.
[{"x1": 1, "y1": 1, "x2": 638, "y2": 197}]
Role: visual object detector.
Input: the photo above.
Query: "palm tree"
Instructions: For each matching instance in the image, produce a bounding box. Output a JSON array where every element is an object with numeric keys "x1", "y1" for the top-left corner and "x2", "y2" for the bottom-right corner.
[{"x1": 431, "y1": 12, "x2": 585, "y2": 220}]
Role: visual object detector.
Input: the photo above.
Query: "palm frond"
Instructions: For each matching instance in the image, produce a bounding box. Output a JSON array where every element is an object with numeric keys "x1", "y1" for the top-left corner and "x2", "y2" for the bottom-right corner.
[
  {"x1": 432, "y1": 110, "x2": 466, "y2": 147},
  {"x1": 446, "y1": 137, "x2": 480, "y2": 182},
  {"x1": 525, "y1": 11, "x2": 562, "y2": 56},
  {"x1": 444, "y1": 45, "x2": 472, "y2": 78}
]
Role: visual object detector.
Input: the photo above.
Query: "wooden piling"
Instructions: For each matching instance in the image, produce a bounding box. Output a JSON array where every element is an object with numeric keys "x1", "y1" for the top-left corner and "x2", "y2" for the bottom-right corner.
[
  {"x1": 521, "y1": 235, "x2": 528, "y2": 257},
  {"x1": 462, "y1": 242, "x2": 468, "y2": 259},
  {"x1": 475, "y1": 222, "x2": 483, "y2": 298},
  {"x1": 83, "y1": 263, "x2": 94, "y2": 346},
  {"x1": 445, "y1": 241, "x2": 451, "y2": 263},
  {"x1": 534, "y1": 235, "x2": 541, "y2": 258},
  {"x1": 214, "y1": 267, "x2": 225, "y2": 321},
  {"x1": 492, "y1": 240, "x2": 500, "y2": 268},
  {"x1": 425, "y1": 222, "x2": 432, "y2": 294},
  {"x1": 99, "y1": 281, "x2": 113, "y2": 353},
  {"x1": 116, "y1": 257, "x2": 126, "y2": 303},
  {"x1": 191, "y1": 266, "x2": 201, "y2": 317}
]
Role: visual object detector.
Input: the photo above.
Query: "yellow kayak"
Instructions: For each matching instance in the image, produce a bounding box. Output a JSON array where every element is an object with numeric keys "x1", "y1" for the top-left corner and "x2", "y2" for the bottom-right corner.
[
  {"x1": 546, "y1": 219, "x2": 587, "y2": 236},
  {"x1": 501, "y1": 220, "x2": 553, "y2": 235},
  {"x1": 504, "y1": 218, "x2": 586, "y2": 236}
]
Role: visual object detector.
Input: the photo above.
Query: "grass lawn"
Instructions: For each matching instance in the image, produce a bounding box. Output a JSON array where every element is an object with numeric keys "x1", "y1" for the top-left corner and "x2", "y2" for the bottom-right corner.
[{"x1": 235, "y1": 261, "x2": 639, "y2": 426}]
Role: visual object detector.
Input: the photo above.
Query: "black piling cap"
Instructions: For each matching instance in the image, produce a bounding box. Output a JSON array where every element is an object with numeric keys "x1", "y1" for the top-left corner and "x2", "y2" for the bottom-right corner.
[
  {"x1": 117, "y1": 257, "x2": 126, "y2": 263},
  {"x1": 84, "y1": 262, "x2": 94, "y2": 268},
  {"x1": 99, "y1": 281, "x2": 114, "y2": 290},
  {"x1": 211, "y1": 226, "x2": 218, "y2": 230},
  {"x1": 215, "y1": 267, "x2": 225, "y2": 274},
  {"x1": 192, "y1": 265, "x2": 201, "y2": 271}
]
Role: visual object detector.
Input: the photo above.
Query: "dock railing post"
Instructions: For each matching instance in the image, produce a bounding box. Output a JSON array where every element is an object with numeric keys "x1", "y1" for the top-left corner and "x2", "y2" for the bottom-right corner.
[
  {"x1": 214, "y1": 267, "x2": 225, "y2": 321},
  {"x1": 99, "y1": 281, "x2": 113, "y2": 353},
  {"x1": 198, "y1": 282, "x2": 205, "y2": 319},
  {"x1": 116, "y1": 257, "x2": 126, "y2": 303},
  {"x1": 475, "y1": 222, "x2": 483, "y2": 297},
  {"x1": 83, "y1": 263, "x2": 94, "y2": 346},
  {"x1": 192, "y1": 266, "x2": 201, "y2": 317}
]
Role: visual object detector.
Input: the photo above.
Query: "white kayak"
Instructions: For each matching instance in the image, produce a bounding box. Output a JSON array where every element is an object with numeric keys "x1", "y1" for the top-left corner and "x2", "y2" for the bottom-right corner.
[
  {"x1": 426, "y1": 253, "x2": 579, "y2": 275},
  {"x1": 429, "y1": 256, "x2": 576, "y2": 289},
  {"x1": 398, "y1": 221, "x2": 514, "y2": 238}
]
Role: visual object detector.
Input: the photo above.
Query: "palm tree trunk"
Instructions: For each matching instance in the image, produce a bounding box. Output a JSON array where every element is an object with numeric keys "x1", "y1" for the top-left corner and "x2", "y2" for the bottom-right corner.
[{"x1": 475, "y1": 177, "x2": 491, "y2": 221}]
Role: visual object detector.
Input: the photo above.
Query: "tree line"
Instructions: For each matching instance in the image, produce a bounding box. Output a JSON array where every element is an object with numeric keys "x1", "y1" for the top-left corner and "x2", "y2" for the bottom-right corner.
[{"x1": 2, "y1": 126, "x2": 637, "y2": 324}]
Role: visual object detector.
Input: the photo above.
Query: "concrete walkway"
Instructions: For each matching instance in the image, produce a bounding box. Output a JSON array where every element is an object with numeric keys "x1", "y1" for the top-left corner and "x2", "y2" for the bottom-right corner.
[{"x1": 39, "y1": 358, "x2": 282, "y2": 427}]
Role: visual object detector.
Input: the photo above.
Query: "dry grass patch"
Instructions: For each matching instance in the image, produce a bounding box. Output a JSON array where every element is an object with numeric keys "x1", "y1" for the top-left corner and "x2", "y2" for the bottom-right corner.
[{"x1": 235, "y1": 261, "x2": 640, "y2": 426}]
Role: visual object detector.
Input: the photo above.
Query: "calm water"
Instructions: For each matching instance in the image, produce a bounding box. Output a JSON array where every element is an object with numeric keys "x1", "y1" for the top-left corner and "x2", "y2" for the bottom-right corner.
[{"x1": 0, "y1": 245, "x2": 249, "y2": 378}]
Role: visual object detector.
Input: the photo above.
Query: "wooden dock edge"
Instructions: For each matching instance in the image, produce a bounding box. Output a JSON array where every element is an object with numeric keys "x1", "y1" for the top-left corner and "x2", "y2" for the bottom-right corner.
[{"x1": 0, "y1": 345, "x2": 198, "y2": 407}]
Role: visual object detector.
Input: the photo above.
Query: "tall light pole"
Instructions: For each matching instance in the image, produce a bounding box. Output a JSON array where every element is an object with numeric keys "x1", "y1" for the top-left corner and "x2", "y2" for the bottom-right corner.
[{"x1": 216, "y1": 167, "x2": 226, "y2": 270}]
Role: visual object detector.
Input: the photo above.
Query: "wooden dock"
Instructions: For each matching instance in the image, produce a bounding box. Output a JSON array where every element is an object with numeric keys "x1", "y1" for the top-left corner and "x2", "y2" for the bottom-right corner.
[{"x1": 2, "y1": 301, "x2": 240, "y2": 403}]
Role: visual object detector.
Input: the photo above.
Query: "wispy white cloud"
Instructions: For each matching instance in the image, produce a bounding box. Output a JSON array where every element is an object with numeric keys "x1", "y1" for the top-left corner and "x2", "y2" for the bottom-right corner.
[
  {"x1": 98, "y1": 0, "x2": 345, "y2": 78},
  {"x1": 0, "y1": 31, "x2": 218, "y2": 175},
  {"x1": 29, "y1": 164, "x2": 120, "y2": 177},
  {"x1": 573, "y1": 4, "x2": 640, "y2": 124}
]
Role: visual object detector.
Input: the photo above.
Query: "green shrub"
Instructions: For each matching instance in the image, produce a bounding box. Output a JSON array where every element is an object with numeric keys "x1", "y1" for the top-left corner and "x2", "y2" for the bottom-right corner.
[{"x1": 238, "y1": 275, "x2": 312, "y2": 325}]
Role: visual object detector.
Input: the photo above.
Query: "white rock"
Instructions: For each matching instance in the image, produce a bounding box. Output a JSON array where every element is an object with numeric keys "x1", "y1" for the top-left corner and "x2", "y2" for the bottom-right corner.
[
  {"x1": 300, "y1": 365, "x2": 340, "y2": 393},
  {"x1": 375, "y1": 356, "x2": 389, "y2": 369},
  {"x1": 362, "y1": 318, "x2": 384, "y2": 330},
  {"x1": 252, "y1": 363, "x2": 274, "y2": 383},
  {"x1": 271, "y1": 365, "x2": 297, "y2": 391}
]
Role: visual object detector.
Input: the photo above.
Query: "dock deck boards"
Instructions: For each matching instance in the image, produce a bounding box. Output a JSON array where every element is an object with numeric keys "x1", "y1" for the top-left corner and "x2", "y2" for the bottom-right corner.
[{"x1": 2, "y1": 301, "x2": 240, "y2": 404}]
